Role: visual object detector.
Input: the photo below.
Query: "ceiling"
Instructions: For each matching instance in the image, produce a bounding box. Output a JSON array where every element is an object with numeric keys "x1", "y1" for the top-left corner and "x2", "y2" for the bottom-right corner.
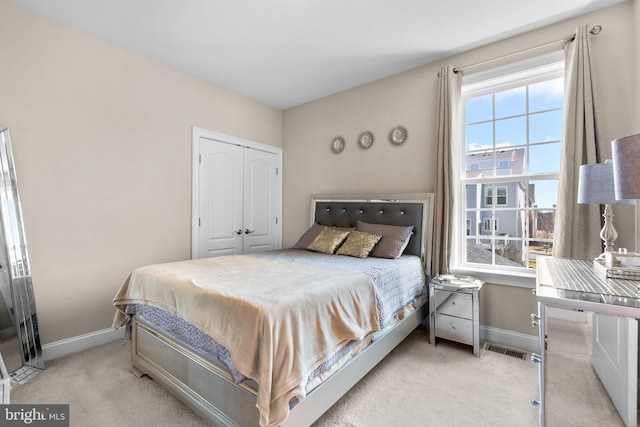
[{"x1": 10, "y1": 0, "x2": 625, "y2": 109}]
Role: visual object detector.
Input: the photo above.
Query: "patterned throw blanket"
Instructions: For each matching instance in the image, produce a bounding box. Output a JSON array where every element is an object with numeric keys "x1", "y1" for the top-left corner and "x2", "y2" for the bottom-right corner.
[{"x1": 113, "y1": 255, "x2": 380, "y2": 427}]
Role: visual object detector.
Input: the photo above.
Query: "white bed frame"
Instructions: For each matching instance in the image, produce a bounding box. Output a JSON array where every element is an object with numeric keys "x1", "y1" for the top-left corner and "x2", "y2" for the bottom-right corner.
[{"x1": 130, "y1": 193, "x2": 434, "y2": 426}]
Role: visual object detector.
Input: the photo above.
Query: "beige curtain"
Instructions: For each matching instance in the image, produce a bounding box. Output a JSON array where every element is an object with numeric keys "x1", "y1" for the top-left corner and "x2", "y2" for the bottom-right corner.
[
  {"x1": 553, "y1": 25, "x2": 604, "y2": 259},
  {"x1": 431, "y1": 65, "x2": 461, "y2": 277}
]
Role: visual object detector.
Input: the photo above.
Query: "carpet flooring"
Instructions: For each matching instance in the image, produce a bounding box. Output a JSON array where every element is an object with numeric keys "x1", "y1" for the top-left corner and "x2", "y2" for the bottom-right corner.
[{"x1": 9, "y1": 316, "x2": 626, "y2": 426}]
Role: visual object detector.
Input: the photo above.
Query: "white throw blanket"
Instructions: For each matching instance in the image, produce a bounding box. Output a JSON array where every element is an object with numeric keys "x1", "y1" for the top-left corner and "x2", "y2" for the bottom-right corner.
[{"x1": 113, "y1": 255, "x2": 380, "y2": 427}]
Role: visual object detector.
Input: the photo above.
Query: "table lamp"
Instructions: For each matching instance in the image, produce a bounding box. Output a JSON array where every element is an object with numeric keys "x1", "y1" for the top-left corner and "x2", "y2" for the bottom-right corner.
[
  {"x1": 612, "y1": 134, "x2": 640, "y2": 286},
  {"x1": 577, "y1": 160, "x2": 634, "y2": 261},
  {"x1": 612, "y1": 134, "x2": 640, "y2": 200}
]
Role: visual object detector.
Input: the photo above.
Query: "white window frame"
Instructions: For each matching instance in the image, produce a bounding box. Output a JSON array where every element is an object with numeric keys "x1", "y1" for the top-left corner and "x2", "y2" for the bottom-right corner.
[{"x1": 451, "y1": 51, "x2": 565, "y2": 286}]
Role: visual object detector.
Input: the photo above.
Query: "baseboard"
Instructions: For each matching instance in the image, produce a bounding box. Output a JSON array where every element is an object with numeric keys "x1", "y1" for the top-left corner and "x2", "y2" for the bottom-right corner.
[
  {"x1": 480, "y1": 325, "x2": 539, "y2": 353},
  {"x1": 41, "y1": 325, "x2": 538, "y2": 362},
  {"x1": 42, "y1": 328, "x2": 126, "y2": 362}
]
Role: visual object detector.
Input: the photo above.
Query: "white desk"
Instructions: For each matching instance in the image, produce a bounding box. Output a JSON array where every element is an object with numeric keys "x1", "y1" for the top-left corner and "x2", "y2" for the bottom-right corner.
[{"x1": 535, "y1": 257, "x2": 640, "y2": 426}]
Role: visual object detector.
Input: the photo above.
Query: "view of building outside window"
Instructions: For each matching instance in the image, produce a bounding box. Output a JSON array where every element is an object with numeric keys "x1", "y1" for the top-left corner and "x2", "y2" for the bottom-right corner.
[{"x1": 462, "y1": 67, "x2": 563, "y2": 270}]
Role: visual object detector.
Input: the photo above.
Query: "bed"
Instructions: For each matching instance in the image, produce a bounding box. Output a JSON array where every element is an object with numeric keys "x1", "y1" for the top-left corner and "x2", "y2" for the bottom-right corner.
[{"x1": 113, "y1": 193, "x2": 434, "y2": 427}]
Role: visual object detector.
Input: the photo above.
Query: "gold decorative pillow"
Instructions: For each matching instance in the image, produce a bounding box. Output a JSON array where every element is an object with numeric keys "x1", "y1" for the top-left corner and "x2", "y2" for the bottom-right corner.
[
  {"x1": 336, "y1": 231, "x2": 383, "y2": 258},
  {"x1": 294, "y1": 224, "x2": 354, "y2": 249},
  {"x1": 307, "y1": 227, "x2": 351, "y2": 254}
]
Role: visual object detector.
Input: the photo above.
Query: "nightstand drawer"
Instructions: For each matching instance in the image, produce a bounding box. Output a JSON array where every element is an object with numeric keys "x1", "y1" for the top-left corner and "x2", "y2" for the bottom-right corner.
[
  {"x1": 435, "y1": 290, "x2": 472, "y2": 319},
  {"x1": 435, "y1": 314, "x2": 473, "y2": 345}
]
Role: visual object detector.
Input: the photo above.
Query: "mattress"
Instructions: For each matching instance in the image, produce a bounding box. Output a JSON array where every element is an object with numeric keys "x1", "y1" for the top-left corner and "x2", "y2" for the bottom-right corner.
[{"x1": 125, "y1": 249, "x2": 425, "y2": 387}]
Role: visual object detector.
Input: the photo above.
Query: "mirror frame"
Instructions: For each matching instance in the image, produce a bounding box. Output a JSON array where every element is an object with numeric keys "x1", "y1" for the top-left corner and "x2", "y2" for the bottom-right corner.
[{"x1": 0, "y1": 126, "x2": 43, "y2": 386}]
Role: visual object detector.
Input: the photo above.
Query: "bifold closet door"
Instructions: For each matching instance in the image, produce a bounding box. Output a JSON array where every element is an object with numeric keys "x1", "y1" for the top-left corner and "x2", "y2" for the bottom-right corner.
[{"x1": 196, "y1": 138, "x2": 280, "y2": 258}]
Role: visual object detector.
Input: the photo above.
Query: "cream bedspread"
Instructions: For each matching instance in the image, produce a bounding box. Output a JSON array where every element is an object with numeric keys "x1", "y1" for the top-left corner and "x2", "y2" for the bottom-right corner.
[{"x1": 112, "y1": 255, "x2": 380, "y2": 427}]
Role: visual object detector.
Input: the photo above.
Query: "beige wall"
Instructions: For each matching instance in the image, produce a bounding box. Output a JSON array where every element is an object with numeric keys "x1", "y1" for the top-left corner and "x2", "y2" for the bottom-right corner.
[
  {"x1": 0, "y1": 0, "x2": 283, "y2": 343},
  {"x1": 283, "y1": 2, "x2": 636, "y2": 336}
]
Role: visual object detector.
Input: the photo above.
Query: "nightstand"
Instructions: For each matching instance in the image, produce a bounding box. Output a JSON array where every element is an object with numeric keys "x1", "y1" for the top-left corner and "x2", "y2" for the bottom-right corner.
[{"x1": 429, "y1": 274, "x2": 483, "y2": 356}]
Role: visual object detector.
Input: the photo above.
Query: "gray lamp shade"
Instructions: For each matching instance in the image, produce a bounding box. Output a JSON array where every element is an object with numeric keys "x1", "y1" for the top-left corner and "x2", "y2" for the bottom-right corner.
[
  {"x1": 577, "y1": 162, "x2": 634, "y2": 205},
  {"x1": 612, "y1": 133, "x2": 640, "y2": 200}
]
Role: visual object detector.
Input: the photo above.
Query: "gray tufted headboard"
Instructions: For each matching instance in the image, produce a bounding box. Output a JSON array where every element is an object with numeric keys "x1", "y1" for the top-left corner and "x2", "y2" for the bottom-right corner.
[{"x1": 310, "y1": 193, "x2": 434, "y2": 271}]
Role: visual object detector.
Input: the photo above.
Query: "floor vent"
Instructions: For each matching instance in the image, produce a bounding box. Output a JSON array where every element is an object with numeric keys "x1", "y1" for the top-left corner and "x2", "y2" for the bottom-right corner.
[{"x1": 483, "y1": 343, "x2": 528, "y2": 360}]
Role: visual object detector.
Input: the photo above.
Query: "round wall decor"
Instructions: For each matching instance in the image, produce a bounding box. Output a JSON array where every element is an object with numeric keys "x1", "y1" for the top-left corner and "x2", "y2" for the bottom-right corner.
[
  {"x1": 358, "y1": 131, "x2": 375, "y2": 149},
  {"x1": 388, "y1": 125, "x2": 409, "y2": 146},
  {"x1": 330, "y1": 136, "x2": 345, "y2": 153}
]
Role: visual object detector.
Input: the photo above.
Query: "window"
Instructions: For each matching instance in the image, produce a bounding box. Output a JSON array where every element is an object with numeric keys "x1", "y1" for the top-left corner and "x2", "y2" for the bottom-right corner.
[
  {"x1": 455, "y1": 53, "x2": 564, "y2": 274},
  {"x1": 485, "y1": 186, "x2": 507, "y2": 206},
  {"x1": 483, "y1": 218, "x2": 498, "y2": 232}
]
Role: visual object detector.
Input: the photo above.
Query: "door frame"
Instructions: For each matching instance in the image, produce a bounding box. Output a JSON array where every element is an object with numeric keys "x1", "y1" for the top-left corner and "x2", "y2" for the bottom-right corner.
[{"x1": 191, "y1": 127, "x2": 282, "y2": 259}]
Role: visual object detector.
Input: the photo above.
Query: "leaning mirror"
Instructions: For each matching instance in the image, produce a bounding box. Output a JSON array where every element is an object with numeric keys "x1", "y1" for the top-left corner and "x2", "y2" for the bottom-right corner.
[{"x1": 0, "y1": 125, "x2": 43, "y2": 388}]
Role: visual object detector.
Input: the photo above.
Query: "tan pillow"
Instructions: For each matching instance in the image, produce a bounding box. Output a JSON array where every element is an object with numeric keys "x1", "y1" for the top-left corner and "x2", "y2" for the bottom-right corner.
[
  {"x1": 336, "y1": 231, "x2": 383, "y2": 258},
  {"x1": 356, "y1": 221, "x2": 414, "y2": 259},
  {"x1": 307, "y1": 227, "x2": 351, "y2": 254}
]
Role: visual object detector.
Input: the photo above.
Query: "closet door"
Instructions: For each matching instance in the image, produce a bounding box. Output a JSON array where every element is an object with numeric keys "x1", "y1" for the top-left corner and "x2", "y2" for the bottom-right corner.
[
  {"x1": 197, "y1": 139, "x2": 243, "y2": 257},
  {"x1": 243, "y1": 148, "x2": 279, "y2": 254},
  {"x1": 194, "y1": 131, "x2": 282, "y2": 259}
]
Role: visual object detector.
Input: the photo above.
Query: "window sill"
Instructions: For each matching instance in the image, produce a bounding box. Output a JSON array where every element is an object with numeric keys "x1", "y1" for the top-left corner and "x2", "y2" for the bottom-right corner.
[{"x1": 449, "y1": 266, "x2": 536, "y2": 289}]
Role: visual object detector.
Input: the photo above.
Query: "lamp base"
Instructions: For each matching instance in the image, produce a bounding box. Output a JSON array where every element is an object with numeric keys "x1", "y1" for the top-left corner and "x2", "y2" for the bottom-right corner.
[{"x1": 596, "y1": 204, "x2": 618, "y2": 262}]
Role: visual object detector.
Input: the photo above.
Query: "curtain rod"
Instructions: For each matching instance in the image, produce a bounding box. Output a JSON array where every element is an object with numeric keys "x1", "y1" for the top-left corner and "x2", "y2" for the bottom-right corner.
[{"x1": 452, "y1": 25, "x2": 602, "y2": 74}]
